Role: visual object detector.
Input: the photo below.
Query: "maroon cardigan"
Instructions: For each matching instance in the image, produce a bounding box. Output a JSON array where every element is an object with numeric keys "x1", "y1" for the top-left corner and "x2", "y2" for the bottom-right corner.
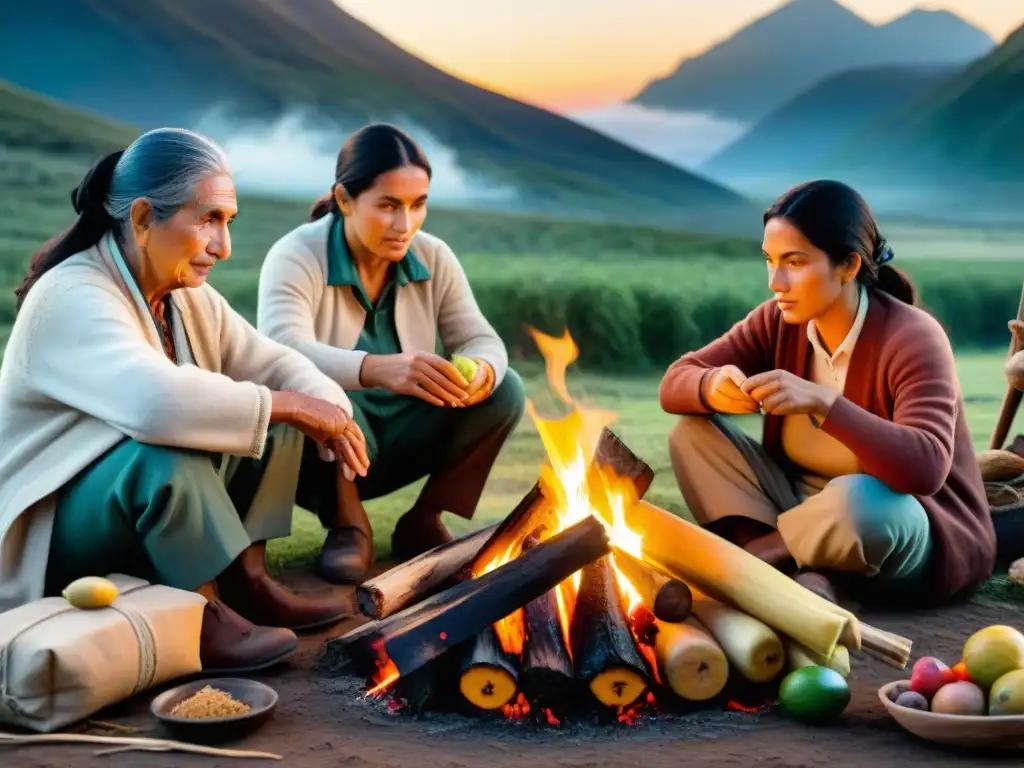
[{"x1": 660, "y1": 289, "x2": 996, "y2": 604}]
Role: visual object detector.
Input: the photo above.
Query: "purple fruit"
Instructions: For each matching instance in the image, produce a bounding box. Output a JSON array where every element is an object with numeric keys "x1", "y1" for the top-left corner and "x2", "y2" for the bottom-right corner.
[{"x1": 895, "y1": 690, "x2": 929, "y2": 711}]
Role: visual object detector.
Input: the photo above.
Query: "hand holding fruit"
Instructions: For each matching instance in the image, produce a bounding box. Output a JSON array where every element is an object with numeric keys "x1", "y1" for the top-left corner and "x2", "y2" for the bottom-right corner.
[
  {"x1": 453, "y1": 354, "x2": 494, "y2": 406},
  {"x1": 360, "y1": 351, "x2": 470, "y2": 407}
]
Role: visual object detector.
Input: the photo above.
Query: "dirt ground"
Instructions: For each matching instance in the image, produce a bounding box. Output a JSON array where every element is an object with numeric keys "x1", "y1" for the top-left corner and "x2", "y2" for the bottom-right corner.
[{"x1": 4, "y1": 569, "x2": 1024, "y2": 768}]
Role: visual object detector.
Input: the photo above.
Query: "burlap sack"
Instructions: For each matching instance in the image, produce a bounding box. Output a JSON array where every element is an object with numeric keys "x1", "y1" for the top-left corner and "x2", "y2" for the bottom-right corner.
[{"x1": 0, "y1": 574, "x2": 206, "y2": 733}]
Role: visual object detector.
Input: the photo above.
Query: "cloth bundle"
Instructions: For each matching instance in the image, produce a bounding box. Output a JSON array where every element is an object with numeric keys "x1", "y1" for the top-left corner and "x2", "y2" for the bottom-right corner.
[{"x1": 0, "y1": 574, "x2": 206, "y2": 733}]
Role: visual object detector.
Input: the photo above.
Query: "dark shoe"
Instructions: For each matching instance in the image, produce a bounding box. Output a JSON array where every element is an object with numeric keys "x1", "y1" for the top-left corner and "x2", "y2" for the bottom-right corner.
[
  {"x1": 219, "y1": 544, "x2": 351, "y2": 631},
  {"x1": 793, "y1": 570, "x2": 838, "y2": 604},
  {"x1": 199, "y1": 597, "x2": 299, "y2": 673},
  {"x1": 391, "y1": 511, "x2": 453, "y2": 562},
  {"x1": 318, "y1": 526, "x2": 374, "y2": 584}
]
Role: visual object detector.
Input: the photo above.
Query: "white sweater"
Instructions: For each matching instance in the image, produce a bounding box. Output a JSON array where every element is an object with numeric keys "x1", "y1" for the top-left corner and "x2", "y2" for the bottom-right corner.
[
  {"x1": 0, "y1": 232, "x2": 352, "y2": 612},
  {"x1": 256, "y1": 215, "x2": 508, "y2": 390}
]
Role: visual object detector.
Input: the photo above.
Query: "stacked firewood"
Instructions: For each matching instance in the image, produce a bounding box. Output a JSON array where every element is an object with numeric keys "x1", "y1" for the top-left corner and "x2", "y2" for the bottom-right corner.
[{"x1": 321, "y1": 431, "x2": 912, "y2": 723}]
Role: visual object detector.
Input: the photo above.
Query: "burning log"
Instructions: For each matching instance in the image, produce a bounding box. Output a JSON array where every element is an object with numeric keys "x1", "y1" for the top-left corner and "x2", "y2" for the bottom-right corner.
[
  {"x1": 654, "y1": 617, "x2": 729, "y2": 702},
  {"x1": 627, "y1": 500, "x2": 912, "y2": 667},
  {"x1": 612, "y1": 548, "x2": 692, "y2": 623},
  {"x1": 570, "y1": 554, "x2": 651, "y2": 708},
  {"x1": 357, "y1": 522, "x2": 499, "y2": 619},
  {"x1": 468, "y1": 428, "x2": 652, "y2": 578},
  {"x1": 328, "y1": 515, "x2": 610, "y2": 682},
  {"x1": 458, "y1": 625, "x2": 518, "y2": 711},
  {"x1": 518, "y1": 532, "x2": 574, "y2": 715},
  {"x1": 689, "y1": 592, "x2": 784, "y2": 684}
]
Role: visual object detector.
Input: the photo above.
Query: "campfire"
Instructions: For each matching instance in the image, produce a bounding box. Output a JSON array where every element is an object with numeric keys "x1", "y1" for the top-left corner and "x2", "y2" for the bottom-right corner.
[{"x1": 322, "y1": 329, "x2": 913, "y2": 725}]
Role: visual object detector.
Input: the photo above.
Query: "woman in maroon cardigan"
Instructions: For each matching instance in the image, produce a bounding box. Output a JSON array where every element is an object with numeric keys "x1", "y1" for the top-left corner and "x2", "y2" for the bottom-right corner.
[{"x1": 660, "y1": 180, "x2": 995, "y2": 606}]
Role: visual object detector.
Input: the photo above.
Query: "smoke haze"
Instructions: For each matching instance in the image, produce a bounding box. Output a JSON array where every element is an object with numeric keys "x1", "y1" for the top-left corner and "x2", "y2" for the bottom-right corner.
[{"x1": 190, "y1": 107, "x2": 520, "y2": 205}]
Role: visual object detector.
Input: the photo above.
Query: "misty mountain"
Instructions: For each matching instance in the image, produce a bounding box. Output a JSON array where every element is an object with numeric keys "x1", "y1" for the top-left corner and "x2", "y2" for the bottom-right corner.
[
  {"x1": 0, "y1": 0, "x2": 757, "y2": 232},
  {"x1": 699, "y1": 64, "x2": 958, "y2": 193},
  {"x1": 824, "y1": 22, "x2": 1024, "y2": 186},
  {"x1": 631, "y1": 0, "x2": 994, "y2": 123}
]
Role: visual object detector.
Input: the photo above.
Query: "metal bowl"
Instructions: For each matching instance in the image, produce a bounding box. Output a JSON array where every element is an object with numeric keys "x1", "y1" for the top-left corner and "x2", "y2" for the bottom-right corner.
[
  {"x1": 150, "y1": 677, "x2": 279, "y2": 744},
  {"x1": 879, "y1": 679, "x2": 1024, "y2": 751}
]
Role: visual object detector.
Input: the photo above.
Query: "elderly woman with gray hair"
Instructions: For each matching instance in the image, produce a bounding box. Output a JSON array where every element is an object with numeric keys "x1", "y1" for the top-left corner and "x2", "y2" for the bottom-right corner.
[{"x1": 0, "y1": 128, "x2": 370, "y2": 674}]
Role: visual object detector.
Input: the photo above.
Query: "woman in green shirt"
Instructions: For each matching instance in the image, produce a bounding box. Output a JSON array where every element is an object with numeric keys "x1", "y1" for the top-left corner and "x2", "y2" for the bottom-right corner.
[{"x1": 258, "y1": 123, "x2": 524, "y2": 583}]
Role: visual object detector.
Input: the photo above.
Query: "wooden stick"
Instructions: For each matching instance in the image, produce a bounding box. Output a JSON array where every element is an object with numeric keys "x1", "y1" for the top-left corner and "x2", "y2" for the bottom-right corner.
[
  {"x1": 357, "y1": 522, "x2": 499, "y2": 619},
  {"x1": 458, "y1": 625, "x2": 518, "y2": 710},
  {"x1": 0, "y1": 732, "x2": 281, "y2": 759},
  {"x1": 570, "y1": 554, "x2": 651, "y2": 708},
  {"x1": 612, "y1": 548, "x2": 692, "y2": 623},
  {"x1": 990, "y1": 281, "x2": 1024, "y2": 450},
  {"x1": 328, "y1": 515, "x2": 610, "y2": 681}
]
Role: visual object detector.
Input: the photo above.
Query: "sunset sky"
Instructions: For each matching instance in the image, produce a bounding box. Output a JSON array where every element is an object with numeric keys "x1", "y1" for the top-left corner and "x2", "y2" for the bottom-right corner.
[{"x1": 339, "y1": 0, "x2": 1024, "y2": 111}]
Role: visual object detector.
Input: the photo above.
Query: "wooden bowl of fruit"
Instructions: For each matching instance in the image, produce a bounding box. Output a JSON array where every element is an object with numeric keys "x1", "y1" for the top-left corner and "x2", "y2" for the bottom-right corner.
[{"x1": 879, "y1": 625, "x2": 1024, "y2": 750}]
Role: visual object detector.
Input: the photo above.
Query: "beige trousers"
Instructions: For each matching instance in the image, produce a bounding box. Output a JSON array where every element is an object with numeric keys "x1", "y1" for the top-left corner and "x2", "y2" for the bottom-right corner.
[{"x1": 668, "y1": 415, "x2": 933, "y2": 584}]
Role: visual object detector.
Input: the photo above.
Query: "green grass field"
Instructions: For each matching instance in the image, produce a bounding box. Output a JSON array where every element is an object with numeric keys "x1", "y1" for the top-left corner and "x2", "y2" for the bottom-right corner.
[{"x1": 265, "y1": 352, "x2": 1024, "y2": 586}]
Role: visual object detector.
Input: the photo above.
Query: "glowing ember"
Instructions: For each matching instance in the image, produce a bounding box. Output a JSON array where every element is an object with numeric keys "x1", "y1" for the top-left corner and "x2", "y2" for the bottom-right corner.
[
  {"x1": 365, "y1": 641, "x2": 400, "y2": 698},
  {"x1": 502, "y1": 692, "x2": 531, "y2": 721}
]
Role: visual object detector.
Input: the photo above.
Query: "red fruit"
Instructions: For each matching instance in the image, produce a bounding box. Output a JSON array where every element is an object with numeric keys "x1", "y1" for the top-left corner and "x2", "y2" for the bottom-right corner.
[
  {"x1": 910, "y1": 656, "x2": 954, "y2": 698},
  {"x1": 951, "y1": 661, "x2": 971, "y2": 682}
]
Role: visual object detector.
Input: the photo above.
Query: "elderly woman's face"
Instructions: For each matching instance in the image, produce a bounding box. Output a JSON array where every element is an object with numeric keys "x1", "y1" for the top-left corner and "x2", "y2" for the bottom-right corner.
[
  {"x1": 338, "y1": 165, "x2": 429, "y2": 262},
  {"x1": 134, "y1": 172, "x2": 237, "y2": 290}
]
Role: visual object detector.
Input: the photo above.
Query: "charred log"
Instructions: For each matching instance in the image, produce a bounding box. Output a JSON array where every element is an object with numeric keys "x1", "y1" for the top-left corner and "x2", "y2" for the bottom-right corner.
[
  {"x1": 613, "y1": 548, "x2": 692, "y2": 623},
  {"x1": 458, "y1": 625, "x2": 518, "y2": 711},
  {"x1": 570, "y1": 555, "x2": 651, "y2": 708},
  {"x1": 328, "y1": 516, "x2": 610, "y2": 681}
]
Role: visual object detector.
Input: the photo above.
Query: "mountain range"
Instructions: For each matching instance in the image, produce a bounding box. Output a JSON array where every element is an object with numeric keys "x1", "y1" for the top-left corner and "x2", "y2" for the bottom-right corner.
[
  {"x1": 0, "y1": 0, "x2": 757, "y2": 232},
  {"x1": 823, "y1": 22, "x2": 1024, "y2": 185},
  {"x1": 699, "y1": 63, "x2": 958, "y2": 193},
  {"x1": 631, "y1": 0, "x2": 995, "y2": 124}
]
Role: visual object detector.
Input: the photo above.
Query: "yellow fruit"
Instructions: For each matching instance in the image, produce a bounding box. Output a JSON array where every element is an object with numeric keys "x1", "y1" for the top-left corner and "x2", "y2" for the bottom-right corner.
[
  {"x1": 989, "y1": 668, "x2": 1024, "y2": 715},
  {"x1": 451, "y1": 354, "x2": 479, "y2": 382},
  {"x1": 62, "y1": 576, "x2": 119, "y2": 609},
  {"x1": 962, "y1": 625, "x2": 1024, "y2": 689}
]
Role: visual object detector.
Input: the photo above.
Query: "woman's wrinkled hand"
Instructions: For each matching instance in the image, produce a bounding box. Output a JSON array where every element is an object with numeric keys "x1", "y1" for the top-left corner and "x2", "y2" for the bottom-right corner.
[
  {"x1": 359, "y1": 351, "x2": 470, "y2": 407},
  {"x1": 740, "y1": 370, "x2": 838, "y2": 419},
  {"x1": 271, "y1": 391, "x2": 370, "y2": 478},
  {"x1": 703, "y1": 365, "x2": 760, "y2": 414}
]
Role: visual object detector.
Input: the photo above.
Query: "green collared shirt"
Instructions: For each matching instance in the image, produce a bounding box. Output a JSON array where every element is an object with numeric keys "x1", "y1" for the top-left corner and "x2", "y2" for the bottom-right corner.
[{"x1": 326, "y1": 215, "x2": 431, "y2": 419}]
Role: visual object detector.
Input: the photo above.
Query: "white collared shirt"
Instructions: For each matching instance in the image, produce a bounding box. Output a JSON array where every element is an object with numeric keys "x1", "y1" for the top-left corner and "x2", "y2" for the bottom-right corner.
[
  {"x1": 782, "y1": 284, "x2": 868, "y2": 485},
  {"x1": 805, "y1": 283, "x2": 869, "y2": 395}
]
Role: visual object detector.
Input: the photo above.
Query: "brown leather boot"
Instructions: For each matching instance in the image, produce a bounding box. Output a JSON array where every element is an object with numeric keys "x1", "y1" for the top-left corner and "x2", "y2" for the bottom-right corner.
[
  {"x1": 391, "y1": 506, "x2": 453, "y2": 562},
  {"x1": 218, "y1": 543, "x2": 350, "y2": 631},
  {"x1": 318, "y1": 475, "x2": 374, "y2": 584},
  {"x1": 196, "y1": 586, "x2": 298, "y2": 674}
]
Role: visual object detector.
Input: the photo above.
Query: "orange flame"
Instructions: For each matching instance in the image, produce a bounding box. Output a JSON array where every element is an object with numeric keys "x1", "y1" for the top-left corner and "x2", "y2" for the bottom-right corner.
[
  {"x1": 524, "y1": 327, "x2": 647, "y2": 607},
  {"x1": 467, "y1": 326, "x2": 656, "y2": 692},
  {"x1": 365, "y1": 640, "x2": 400, "y2": 698}
]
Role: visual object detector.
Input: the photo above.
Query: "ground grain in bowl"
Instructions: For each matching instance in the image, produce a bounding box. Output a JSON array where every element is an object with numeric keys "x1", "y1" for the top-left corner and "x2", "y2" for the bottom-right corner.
[{"x1": 168, "y1": 685, "x2": 252, "y2": 719}]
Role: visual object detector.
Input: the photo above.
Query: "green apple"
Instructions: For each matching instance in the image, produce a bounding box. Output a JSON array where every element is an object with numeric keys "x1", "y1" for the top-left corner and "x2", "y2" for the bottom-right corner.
[{"x1": 451, "y1": 354, "x2": 479, "y2": 383}]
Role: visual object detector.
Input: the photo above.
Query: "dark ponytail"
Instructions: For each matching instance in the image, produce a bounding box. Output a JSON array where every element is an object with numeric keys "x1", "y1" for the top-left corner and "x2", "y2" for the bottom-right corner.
[
  {"x1": 309, "y1": 123, "x2": 432, "y2": 222},
  {"x1": 16, "y1": 150, "x2": 123, "y2": 308},
  {"x1": 764, "y1": 179, "x2": 917, "y2": 305}
]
